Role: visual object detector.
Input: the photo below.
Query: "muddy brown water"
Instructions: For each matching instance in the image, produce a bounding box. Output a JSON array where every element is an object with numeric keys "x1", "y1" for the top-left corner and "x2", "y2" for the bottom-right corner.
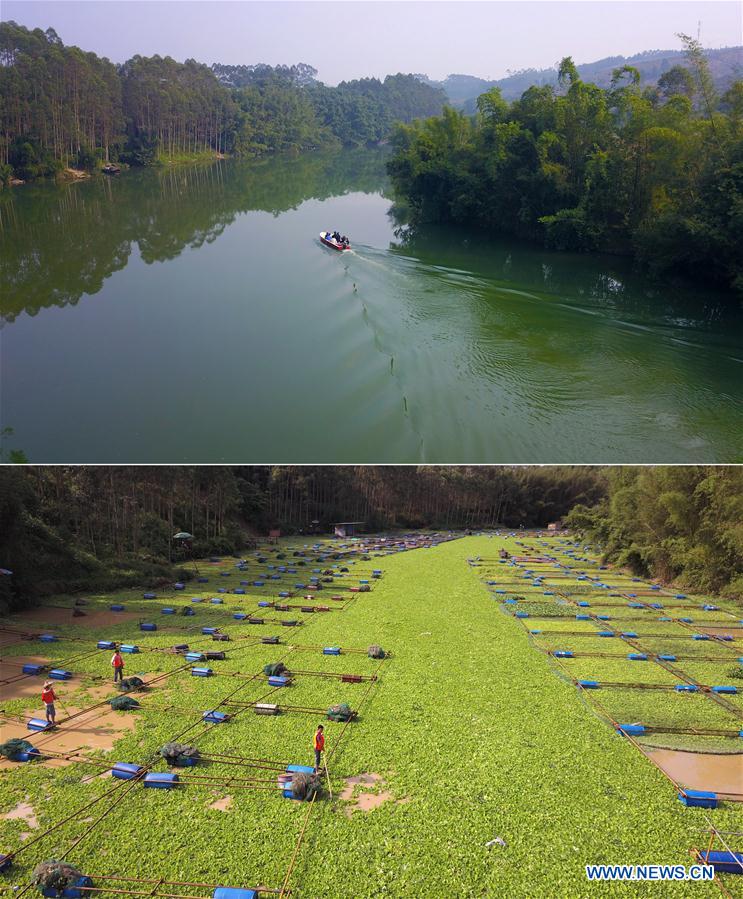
[
  {"x1": 8, "y1": 607, "x2": 141, "y2": 628},
  {"x1": 646, "y1": 749, "x2": 743, "y2": 797}
]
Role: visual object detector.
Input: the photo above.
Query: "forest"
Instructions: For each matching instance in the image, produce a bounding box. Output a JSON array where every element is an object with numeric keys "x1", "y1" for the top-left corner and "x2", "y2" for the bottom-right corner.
[
  {"x1": 1, "y1": 465, "x2": 740, "y2": 613},
  {"x1": 388, "y1": 37, "x2": 743, "y2": 294},
  {"x1": 0, "y1": 465, "x2": 601, "y2": 609},
  {"x1": 566, "y1": 466, "x2": 743, "y2": 601},
  {"x1": 0, "y1": 22, "x2": 446, "y2": 181}
]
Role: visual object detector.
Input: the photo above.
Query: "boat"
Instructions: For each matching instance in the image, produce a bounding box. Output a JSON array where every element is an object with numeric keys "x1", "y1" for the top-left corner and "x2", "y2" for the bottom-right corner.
[{"x1": 320, "y1": 232, "x2": 351, "y2": 251}]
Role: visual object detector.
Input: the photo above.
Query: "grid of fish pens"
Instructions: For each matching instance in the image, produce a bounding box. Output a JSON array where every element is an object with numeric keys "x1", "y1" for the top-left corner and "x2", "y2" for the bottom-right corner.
[{"x1": 0, "y1": 540, "x2": 402, "y2": 899}]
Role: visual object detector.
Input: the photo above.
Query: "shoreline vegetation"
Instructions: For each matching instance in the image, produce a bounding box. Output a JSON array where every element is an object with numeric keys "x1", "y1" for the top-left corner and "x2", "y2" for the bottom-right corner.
[
  {"x1": 387, "y1": 37, "x2": 743, "y2": 295},
  {"x1": 0, "y1": 22, "x2": 445, "y2": 185}
]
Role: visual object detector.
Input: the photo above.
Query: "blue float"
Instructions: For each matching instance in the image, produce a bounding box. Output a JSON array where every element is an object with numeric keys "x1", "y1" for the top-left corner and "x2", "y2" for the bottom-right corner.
[
  {"x1": 627, "y1": 653, "x2": 647, "y2": 661},
  {"x1": 679, "y1": 790, "x2": 718, "y2": 809},
  {"x1": 22, "y1": 663, "x2": 44, "y2": 675},
  {"x1": 42, "y1": 875, "x2": 93, "y2": 898},
  {"x1": 203, "y1": 710, "x2": 229, "y2": 724},
  {"x1": 701, "y1": 851, "x2": 743, "y2": 874},
  {"x1": 16, "y1": 748, "x2": 40, "y2": 762},
  {"x1": 192, "y1": 667, "x2": 213, "y2": 677},
  {"x1": 140, "y1": 623, "x2": 157, "y2": 632},
  {"x1": 515, "y1": 611, "x2": 529, "y2": 618},
  {"x1": 162, "y1": 608, "x2": 176, "y2": 615},
  {"x1": 234, "y1": 589, "x2": 245, "y2": 595},
  {"x1": 112, "y1": 762, "x2": 144, "y2": 780},
  {"x1": 616, "y1": 724, "x2": 645, "y2": 735},
  {"x1": 49, "y1": 669, "x2": 72, "y2": 680},
  {"x1": 553, "y1": 651, "x2": 573, "y2": 658},
  {"x1": 143, "y1": 593, "x2": 156, "y2": 599},
  {"x1": 120, "y1": 644, "x2": 139, "y2": 654},
  {"x1": 27, "y1": 718, "x2": 51, "y2": 732},
  {"x1": 39, "y1": 634, "x2": 58, "y2": 643},
  {"x1": 174, "y1": 583, "x2": 185, "y2": 591},
  {"x1": 711, "y1": 685, "x2": 737, "y2": 694},
  {"x1": 576, "y1": 614, "x2": 590, "y2": 621},
  {"x1": 598, "y1": 631, "x2": 615, "y2": 638},
  {"x1": 185, "y1": 652, "x2": 204, "y2": 662},
  {"x1": 676, "y1": 685, "x2": 698, "y2": 692},
  {"x1": 97, "y1": 640, "x2": 116, "y2": 650},
  {"x1": 197, "y1": 577, "x2": 209, "y2": 583},
  {"x1": 268, "y1": 675, "x2": 289, "y2": 687},
  {"x1": 658, "y1": 654, "x2": 677, "y2": 661},
  {"x1": 620, "y1": 632, "x2": 638, "y2": 638},
  {"x1": 144, "y1": 772, "x2": 179, "y2": 789},
  {"x1": 323, "y1": 647, "x2": 341, "y2": 655},
  {"x1": 578, "y1": 680, "x2": 600, "y2": 689},
  {"x1": 258, "y1": 601, "x2": 271, "y2": 608},
  {"x1": 110, "y1": 604, "x2": 125, "y2": 612},
  {"x1": 233, "y1": 613, "x2": 247, "y2": 620},
  {"x1": 202, "y1": 627, "x2": 218, "y2": 635},
  {"x1": 212, "y1": 889, "x2": 257, "y2": 899}
]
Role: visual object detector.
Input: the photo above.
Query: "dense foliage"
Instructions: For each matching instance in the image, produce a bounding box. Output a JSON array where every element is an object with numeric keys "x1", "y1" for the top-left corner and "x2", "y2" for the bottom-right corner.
[
  {"x1": 0, "y1": 23, "x2": 445, "y2": 180},
  {"x1": 0, "y1": 466, "x2": 603, "y2": 609},
  {"x1": 388, "y1": 39, "x2": 743, "y2": 294},
  {"x1": 565, "y1": 466, "x2": 743, "y2": 600}
]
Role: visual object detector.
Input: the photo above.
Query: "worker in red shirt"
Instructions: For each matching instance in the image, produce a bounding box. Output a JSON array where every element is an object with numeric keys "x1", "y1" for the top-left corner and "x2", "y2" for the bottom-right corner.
[
  {"x1": 111, "y1": 647, "x2": 124, "y2": 683},
  {"x1": 313, "y1": 724, "x2": 325, "y2": 772},
  {"x1": 41, "y1": 681, "x2": 57, "y2": 726}
]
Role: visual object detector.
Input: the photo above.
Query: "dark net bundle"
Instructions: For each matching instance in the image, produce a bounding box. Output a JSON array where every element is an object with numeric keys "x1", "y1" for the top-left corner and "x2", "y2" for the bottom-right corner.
[
  {"x1": 0, "y1": 738, "x2": 34, "y2": 759},
  {"x1": 108, "y1": 696, "x2": 140, "y2": 711},
  {"x1": 32, "y1": 861, "x2": 83, "y2": 893},
  {"x1": 160, "y1": 742, "x2": 200, "y2": 766},
  {"x1": 367, "y1": 645, "x2": 385, "y2": 659},
  {"x1": 117, "y1": 676, "x2": 145, "y2": 692},
  {"x1": 263, "y1": 662, "x2": 288, "y2": 677},
  {"x1": 291, "y1": 772, "x2": 322, "y2": 801},
  {"x1": 327, "y1": 702, "x2": 354, "y2": 722}
]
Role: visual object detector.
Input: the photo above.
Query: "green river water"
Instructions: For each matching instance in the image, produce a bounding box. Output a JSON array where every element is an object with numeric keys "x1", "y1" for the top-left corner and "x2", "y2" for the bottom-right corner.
[{"x1": 1, "y1": 147, "x2": 740, "y2": 462}]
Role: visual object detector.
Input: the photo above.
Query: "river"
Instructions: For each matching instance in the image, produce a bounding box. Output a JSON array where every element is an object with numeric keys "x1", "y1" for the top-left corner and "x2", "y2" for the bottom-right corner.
[{"x1": 1, "y1": 147, "x2": 740, "y2": 462}]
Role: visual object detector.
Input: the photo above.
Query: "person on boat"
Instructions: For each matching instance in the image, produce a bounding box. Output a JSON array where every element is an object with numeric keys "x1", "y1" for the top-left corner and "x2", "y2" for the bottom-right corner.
[
  {"x1": 341, "y1": 235, "x2": 349, "y2": 247},
  {"x1": 42, "y1": 681, "x2": 57, "y2": 726}
]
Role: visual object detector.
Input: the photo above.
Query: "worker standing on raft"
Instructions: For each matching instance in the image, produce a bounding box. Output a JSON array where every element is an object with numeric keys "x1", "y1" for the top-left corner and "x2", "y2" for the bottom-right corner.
[
  {"x1": 111, "y1": 647, "x2": 124, "y2": 683},
  {"x1": 41, "y1": 681, "x2": 57, "y2": 726},
  {"x1": 313, "y1": 724, "x2": 325, "y2": 772}
]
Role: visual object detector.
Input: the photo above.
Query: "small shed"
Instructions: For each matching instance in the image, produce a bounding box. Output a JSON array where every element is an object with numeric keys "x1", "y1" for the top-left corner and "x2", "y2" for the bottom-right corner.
[
  {"x1": 547, "y1": 519, "x2": 565, "y2": 532},
  {"x1": 333, "y1": 521, "x2": 365, "y2": 538}
]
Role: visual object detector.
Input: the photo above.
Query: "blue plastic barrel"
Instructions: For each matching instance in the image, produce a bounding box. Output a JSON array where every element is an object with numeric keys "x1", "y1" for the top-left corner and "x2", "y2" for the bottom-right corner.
[
  {"x1": 27, "y1": 718, "x2": 51, "y2": 732},
  {"x1": 49, "y1": 669, "x2": 71, "y2": 680},
  {"x1": 213, "y1": 888, "x2": 257, "y2": 899},
  {"x1": 112, "y1": 762, "x2": 144, "y2": 780},
  {"x1": 97, "y1": 640, "x2": 116, "y2": 650},
  {"x1": 22, "y1": 664, "x2": 44, "y2": 675},
  {"x1": 162, "y1": 608, "x2": 176, "y2": 615},
  {"x1": 185, "y1": 653, "x2": 204, "y2": 664},
  {"x1": 678, "y1": 790, "x2": 717, "y2": 808},
  {"x1": 144, "y1": 773, "x2": 179, "y2": 788},
  {"x1": 110, "y1": 605, "x2": 125, "y2": 612},
  {"x1": 140, "y1": 623, "x2": 157, "y2": 632},
  {"x1": 191, "y1": 667, "x2": 213, "y2": 677},
  {"x1": 323, "y1": 647, "x2": 341, "y2": 655},
  {"x1": 268, "y1": 675, "x2": 288, "y2": 687},
  {"x1": 120, "y1": 644, "x2": 139, "y2": 654}
]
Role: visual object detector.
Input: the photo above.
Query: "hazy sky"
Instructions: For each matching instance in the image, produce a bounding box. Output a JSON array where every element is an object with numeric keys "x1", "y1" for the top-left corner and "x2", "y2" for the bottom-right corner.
[{"x1": 3, "y1": 1, "x2": 741, "y2": 83}]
